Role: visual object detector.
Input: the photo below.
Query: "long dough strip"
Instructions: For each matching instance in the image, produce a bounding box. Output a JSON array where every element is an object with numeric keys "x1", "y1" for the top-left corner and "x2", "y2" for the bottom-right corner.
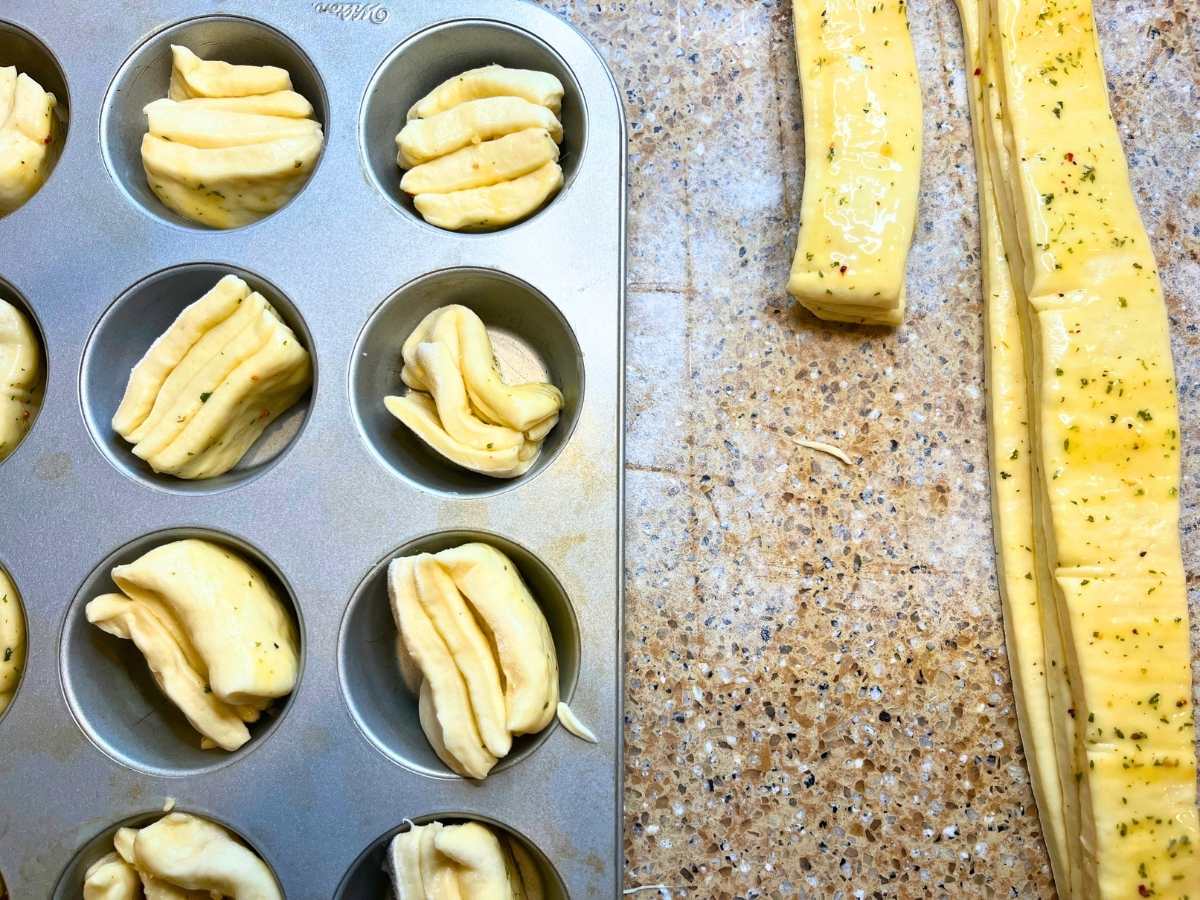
[
  {"x1": 953, "y1": 0, "x2": 1073, "y2": 893},
  {"x1": 985, "y1": 0, "x2": 1200, "y2": 894}
]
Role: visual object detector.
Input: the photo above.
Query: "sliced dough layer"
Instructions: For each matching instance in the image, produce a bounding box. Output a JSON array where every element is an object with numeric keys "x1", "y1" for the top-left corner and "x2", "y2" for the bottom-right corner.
[
  {"x1": 143, "y1": 45, "x2": 323, "y2": 228},
  {"x1": 85, "y1": 538, "x2": 299, "y2": 751},
  {"x1": 408, "y1": 65, "x2": 564, "y2": 119},
  {"x1": 0, "y1": 297, "x2": 42, "y2": 460},
  {"x1": 112, "y1": 274, "x2": 311, "y2": 480},
  {"x1": 785, "y1": 0, "x2": 921, "y2": 326},
  {"x1": 398, "y1": 66, "x2": 565, "y2": 230},
  {"x1": 385, "y1": 305, "x2": 562, "y2": 479},
  {"x1": 972, "y1": 0, "x2": 1200, "y2": 895},
  {"x1": 385, "y1": 820, "x2": 544, "y2": 900},
  {"x1": 388, "y1": 542, "x2": 560, "y2": 778},
  {"x1": 0, "y1": 66, "x2": 59, "y2": 215},
  {"x1": 0, "y1": 567, "x2": 24, "y2": 715},
  {"x1": 953, "y1": 0, "x2": 1072, "y2": 892},
  {"x1": 83, "y1": 812, "x2": 281, "y2": 900},
  {"x1": 414, "y1": 162, "x2": 564, "y2": 232}
]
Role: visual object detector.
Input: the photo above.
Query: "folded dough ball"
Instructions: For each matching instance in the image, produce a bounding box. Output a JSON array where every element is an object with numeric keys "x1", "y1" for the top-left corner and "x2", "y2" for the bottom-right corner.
[
  {"x1": 397, "y1": 66, "x2": 565, "y2": 230},
  {"x1": 0, "y1": 567, "x2": 23, "y2": 716},
  {"x1": 0, "y1": 297, "x2": 42, "y2": 461},
  {"x1": 85, "y1": 538, "x2": 299, "y2": 751},
  {"x1": 384, "y1": 305, "x2": 562, "y2": 479},
  {"x1": 141, "y1": 45, "x2": 323, "y2": 228},
  {"x1": 385, "y1": 820, "x2": 544, "y2": 900},
  {"x1": 82, "y1": 813, "x2": 282, "y2": 900},
  {"x1": 112, "y1": 274, "x2": 312, "y2": 480},
  {"x1": 0, "y1": 66, "x2": 59, "y2": 215},
  {"x1": 387, "y1": 542, "x2": 559, "y2": 779}
]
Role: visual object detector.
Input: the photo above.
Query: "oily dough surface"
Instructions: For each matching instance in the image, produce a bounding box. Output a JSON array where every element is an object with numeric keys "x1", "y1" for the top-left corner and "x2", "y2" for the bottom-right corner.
[
  {"x1": 111, "y1": 273, "x2": 312, "y2": 481},
  {"x1": 0, "y1": 297, "x2": 42, "y2": 461},
  {"x1": 388, "y1": 542, "x2": 559, "y2": 780},
  {"x1": 396, "y1": 65, "x2": 565, "y2": 230},
  {"x1": 82, "y1": 812, "x2": 282, "y2": 900},
  {"x1": 0, "y1": 65, "x2": 58, "y2": 216},
  {"x1": 85, "y1": 538, "x2": 299, "y2": 752},
  {"x1": 384, "y1": 304, "x2": 563, "y2": 479},
  {"x1": 385, "y1": 819, "x2": 544, "y2": 900},
  {"x1": 141, "y1": 45, "x2": 324, "y2": 228},
  {"x1": 0, "y1": 567, "x2": 24, "y2": 716}
]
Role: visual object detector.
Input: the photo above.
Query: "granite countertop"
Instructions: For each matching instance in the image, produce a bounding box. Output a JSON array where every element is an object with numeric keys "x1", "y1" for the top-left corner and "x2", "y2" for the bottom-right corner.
[{"x1": 540, "y1": 0, "x2": 1199, "y2": 895}]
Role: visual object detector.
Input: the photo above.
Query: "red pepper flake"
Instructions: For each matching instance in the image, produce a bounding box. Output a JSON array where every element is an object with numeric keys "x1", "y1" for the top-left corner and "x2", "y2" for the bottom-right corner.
[
  {"x1": 1139, "y1": 886, "x2": 1151, "y2": 897},
  {"x1": 259, "y1": 408, "x2": 270, "y2": 420},
  {"x1": 839, "y1": 265, "x2": 848, "y2": 275},
  {"x1": 973, "y1": 67, "x2": 981, "y2": 76},
  {"x1": 1067, "y1": 708, "x2": 1075, "y2": 718},
  {"x1": 1065, "y1": 152, "x2": 1075, "y2": 163}
]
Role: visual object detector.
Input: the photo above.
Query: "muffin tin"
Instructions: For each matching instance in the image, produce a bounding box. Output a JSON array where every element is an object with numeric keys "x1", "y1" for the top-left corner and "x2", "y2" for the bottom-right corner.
[{"x1": 0, "y1": 1, "x2": 623, "y2": 896}]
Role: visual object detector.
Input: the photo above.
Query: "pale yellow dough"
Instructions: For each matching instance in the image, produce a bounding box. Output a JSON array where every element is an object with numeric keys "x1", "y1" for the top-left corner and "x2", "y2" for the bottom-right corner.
[
  {"x1": 384, "y1": 305, "x2": 562, "y2": 479},
  {"x1": 112, "y1": 274, "x2": 311, "y2": 480},
  {"x1": 0, "y1": 297, "x2": 41, "y2": 460},
  {"x1": 967, "y1": 0, "x2": 1200, "y2": 895},
  {"x1": 0, "y1": 567, "x2": 24, "y2": 716},
  {"x1": 387, "y1": 542, "x2": 559, "y2": 779},
  {"x1": 0, "y1": 66, "x2": 58, "y2": 215},
  {"x1": 142, "y1": 45, "x2": 323, "y2": 228},
  {"x1": 397, "y1": 66, "x2": 565, "y2": 230},
  {"x1": 385, "y1": 820, "x2": 543, "y2": 900},
  {"x1": 85, "y1": 538, "x2": 299, "y2": 751},
  {"x1": 82, "y1": 812, "x2": 281, "y2": 900},
  {"x1": 786, "y1": 0, "x2": 921, "y2": 326}
]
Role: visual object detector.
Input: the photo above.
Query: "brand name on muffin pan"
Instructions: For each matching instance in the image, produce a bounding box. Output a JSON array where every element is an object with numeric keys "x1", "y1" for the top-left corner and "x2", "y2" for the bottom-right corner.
[{"x1": 312, "y1": 2, "x2": 389, "y2": 23}]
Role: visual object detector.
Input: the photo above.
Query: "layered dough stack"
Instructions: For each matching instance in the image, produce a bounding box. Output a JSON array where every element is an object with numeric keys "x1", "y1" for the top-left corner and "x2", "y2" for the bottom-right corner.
[
  {"x1": 0, "y1": 65, "x2": 58, "y2": 215},
  {"x1": 0, "y1": 567, "x2": 24, "y2": 716},
  {"x1": 384, "y1": 305, "x2": 563, "y2": 479},
  {"x1": 83, "y1": 812, "x2": 281, "y2": 900},
  {"x1": 786, "y1": 0, "x2": 921, "y2": 326},
  {"x1": 141, "y1": 46, "x2": 324, "y2": 229},
  {"x1": 0, "y1": 65, "x2": 58, "y2": 214},
  {"x1": 0, "y1": 297, "x2": 41, "y2": 461},
  {"x1": 388, "y1": 543, "x2": 559, "y2": 779},
  {"x1": 397, "y1": 65, "x2": 565, "y2": 231},
  {"x1": 386, "y1": 820, "x2": 543, "y2": 900},
  {"x1": 113, "y1": 274, "x2": 311, "y2": 480},
  {"x1": 86, "y1": 538, "x2": 299, "y2": 752},
  {"x1": 956, "y1": 0, "x2": 1200, "y2": 895}
]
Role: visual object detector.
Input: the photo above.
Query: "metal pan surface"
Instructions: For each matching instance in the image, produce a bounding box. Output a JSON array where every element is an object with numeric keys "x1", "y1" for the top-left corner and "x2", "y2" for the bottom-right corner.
[{"x1": 0, "y1": 1, "x2": 624, "y2": 896}]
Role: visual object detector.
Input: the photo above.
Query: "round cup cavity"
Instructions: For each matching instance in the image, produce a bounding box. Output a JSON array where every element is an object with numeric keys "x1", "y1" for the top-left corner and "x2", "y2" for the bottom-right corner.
[
  {"x1": 361, "y1": 18, "x2": 587, "y2": 232},
  {"x1": 335, "y1": 812, "x2": 567, "y2": 899},
  {"x1": 52, "y1": 808, "x2": 285, "y2": 899},
  {"x1": 60, "y1": 527, "x2": 305, "y2": 777},
  {"x1": 349, "y1": 267, "x2": 583, "y2": 497},
  {"x1": 338, "y1": 530, "x2": 580, "y2": 779},
  {"x1": 80, "y1": 262, "x2": 315, "y2": 495},
  {"x1": 0, "y1": 276, "x2": 47, "y2": 465},
  {"x1": 0, "y1": 20, "x2": 69, "y2": 215},
  {"x1": 0, "y1": 562, "x2": 27, "y2": 726},
  {"x1": 100, "y1": 14, "x2": 328, "y2": 230}
]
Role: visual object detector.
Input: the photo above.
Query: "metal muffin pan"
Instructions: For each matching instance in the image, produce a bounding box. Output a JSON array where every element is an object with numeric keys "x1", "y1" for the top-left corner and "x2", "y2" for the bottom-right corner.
[{"x1": 0, "y1": 1, "x2": 624, "y2": 896}]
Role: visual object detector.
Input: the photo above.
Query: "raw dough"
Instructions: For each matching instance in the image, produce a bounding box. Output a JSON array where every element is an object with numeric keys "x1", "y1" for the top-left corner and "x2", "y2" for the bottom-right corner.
[
  {"x1": 384, "y1": 305, "x2": 562, "y2": 479},
  {"x1": 0, "y1": 567, "x2": 24, "y2": 716},
  {"x1": 0, "y1": 297, "x2": 41, "y2": 461},
  {"x1": 141, "y1": 46, "x2": 323, "y2": 228},
  {"x1": 112, "y1": 274, "x2": 311, "y2": 480},
  {"x1": 385, "y1": 820, "x2": 543, "y2": 900},
  {"x1": 0, "y1": 66, "x2": 58, "y2": 215},
  {"x1": 85, "y1": 538, "x2": 299, "y2": 751}
]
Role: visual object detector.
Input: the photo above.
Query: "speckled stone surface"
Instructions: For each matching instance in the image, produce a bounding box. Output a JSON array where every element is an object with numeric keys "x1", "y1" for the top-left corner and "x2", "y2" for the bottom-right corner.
[{"x1": 540, "y1": 0, "x2": 1199, "y2": 895}]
